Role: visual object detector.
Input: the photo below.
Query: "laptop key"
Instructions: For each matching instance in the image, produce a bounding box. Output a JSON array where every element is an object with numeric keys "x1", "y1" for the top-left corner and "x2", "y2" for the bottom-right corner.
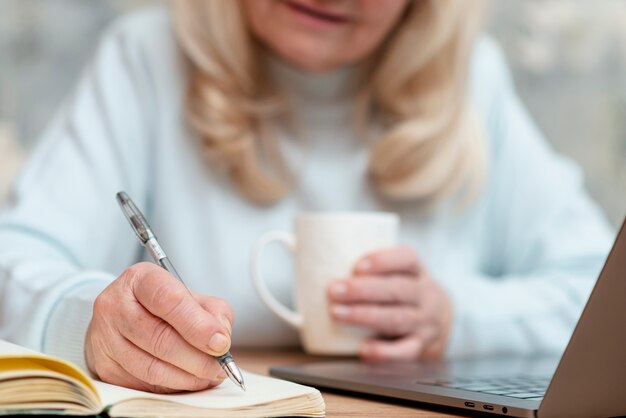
[{"x1": 417, "y1": 374, "x2": 549, "y2": 400}]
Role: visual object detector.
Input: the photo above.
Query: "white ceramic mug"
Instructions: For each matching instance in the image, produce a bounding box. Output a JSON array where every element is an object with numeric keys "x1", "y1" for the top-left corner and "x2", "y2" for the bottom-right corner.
[{"x1": 251, "y1": 212, "x2": 399, "y2": 355}]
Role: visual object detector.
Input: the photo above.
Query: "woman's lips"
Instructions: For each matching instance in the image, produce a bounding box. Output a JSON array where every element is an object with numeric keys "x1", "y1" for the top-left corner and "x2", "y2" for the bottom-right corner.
[{"x1": 282, "y1": 0, "x2": 352, "y2": 27}]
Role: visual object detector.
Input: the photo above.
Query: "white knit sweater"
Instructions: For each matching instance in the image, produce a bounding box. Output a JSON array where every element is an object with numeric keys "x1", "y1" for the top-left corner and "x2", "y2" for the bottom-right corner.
[{"x1": 0, "y1": 7, "x2": 613, "y2": 371}]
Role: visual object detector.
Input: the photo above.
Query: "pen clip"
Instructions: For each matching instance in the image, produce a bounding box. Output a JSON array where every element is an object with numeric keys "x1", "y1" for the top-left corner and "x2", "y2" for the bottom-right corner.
[{"x1": 116, "y1": 191, "x2": 154, "y2": 244}]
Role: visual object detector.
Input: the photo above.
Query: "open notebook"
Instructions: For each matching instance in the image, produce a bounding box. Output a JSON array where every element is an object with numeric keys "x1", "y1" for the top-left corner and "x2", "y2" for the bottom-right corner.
[{"x1": 0, "y1": 340, "x2": 324, "y2": 417}]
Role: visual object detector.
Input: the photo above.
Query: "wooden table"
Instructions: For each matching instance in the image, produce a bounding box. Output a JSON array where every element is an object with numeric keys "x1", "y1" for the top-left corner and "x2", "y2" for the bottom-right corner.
[{"x1": 233, "y1": 349, "x2": 465, "y2": 418}]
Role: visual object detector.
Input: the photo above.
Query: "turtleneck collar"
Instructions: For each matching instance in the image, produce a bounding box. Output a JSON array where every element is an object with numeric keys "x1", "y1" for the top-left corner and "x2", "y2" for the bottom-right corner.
[{"x1": 264, "y1": 51, "x2": 358, "y2": 104}]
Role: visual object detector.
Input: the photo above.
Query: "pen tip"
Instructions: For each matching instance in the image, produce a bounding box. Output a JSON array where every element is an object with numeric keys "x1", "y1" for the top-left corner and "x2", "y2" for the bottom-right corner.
[{"x1": 241, "y1": 383, "x2": 247, "y2": 392}]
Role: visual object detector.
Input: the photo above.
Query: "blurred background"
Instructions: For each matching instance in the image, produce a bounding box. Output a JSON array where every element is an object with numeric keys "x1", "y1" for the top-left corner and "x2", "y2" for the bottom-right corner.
[{"x1": 1, "y1": 0, "x2": 625, "y2": 225}]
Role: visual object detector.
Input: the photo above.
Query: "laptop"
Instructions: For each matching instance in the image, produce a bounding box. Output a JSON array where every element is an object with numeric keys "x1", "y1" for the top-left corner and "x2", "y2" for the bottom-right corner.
[{"x1": 270, "y1": 218, "x2": 626, "y2": 418}]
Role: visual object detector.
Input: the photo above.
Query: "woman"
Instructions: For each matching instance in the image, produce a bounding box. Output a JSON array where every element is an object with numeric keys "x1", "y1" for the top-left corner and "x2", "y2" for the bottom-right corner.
[{"x1": 0, "y1": 0, "x2": 612, "y2": 394}]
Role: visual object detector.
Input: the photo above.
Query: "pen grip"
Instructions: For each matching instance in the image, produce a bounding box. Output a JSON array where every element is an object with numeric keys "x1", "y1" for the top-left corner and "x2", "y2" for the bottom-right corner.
[{"x1": 218, "y1": 352, "x2": 233, "y2": 364}]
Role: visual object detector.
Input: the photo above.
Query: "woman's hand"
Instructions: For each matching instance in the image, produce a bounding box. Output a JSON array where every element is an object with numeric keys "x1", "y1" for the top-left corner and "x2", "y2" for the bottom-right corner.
[
  {"x1": 85, "y1": 262, "x2": 234, "y2": 393},
  {"x1": 327, "y1": 246, "x2": 452, "y2": 361}
]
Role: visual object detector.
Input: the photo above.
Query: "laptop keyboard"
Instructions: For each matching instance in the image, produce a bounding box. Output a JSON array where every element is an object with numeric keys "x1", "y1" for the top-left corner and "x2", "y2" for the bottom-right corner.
[{"x1": 417, "y1": 375, "x2": 550, "y2": 399}]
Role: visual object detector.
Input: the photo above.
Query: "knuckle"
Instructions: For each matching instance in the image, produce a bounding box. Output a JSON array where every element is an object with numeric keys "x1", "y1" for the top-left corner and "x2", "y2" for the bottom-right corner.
[
  {"x1": 183, "y1": 319, "x2": 208, "y2": 342},
  {"x1": 93, "y1": 292, "x2": 112, "y2": 315},
  {"x1": 196, "y1": 356, "x2": 219, "y2": 379},
  {"x1": 154, "y1": 282, "x2": 188, "y2": 316},
  {"x1": 126, "y1": 263, "x2": 162, "y2": 291},
  {"x1": 212, "y1": 297, "x2": 233, "y2": 318},
  {"x1": 190, "y1": 376, "x2": 212, "y2": 391},
  {"x1": 178, "y1": 375, "x2": 201, "y2": 392},
  {"x1": 149, "y1": 321, "x2": 175, "y2": 359},
  {"x1": 144, "y1": 356, "x2": 167, "y2": 386},
  {"x1": 124, "y1": 262, "x2": 150, "y2": 281}
]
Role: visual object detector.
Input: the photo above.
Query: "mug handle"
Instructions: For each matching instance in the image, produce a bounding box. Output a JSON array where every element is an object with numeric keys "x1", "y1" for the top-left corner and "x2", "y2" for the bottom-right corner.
[{"x1": 251, "y1": 231, "x2": 303, "y2": 329}]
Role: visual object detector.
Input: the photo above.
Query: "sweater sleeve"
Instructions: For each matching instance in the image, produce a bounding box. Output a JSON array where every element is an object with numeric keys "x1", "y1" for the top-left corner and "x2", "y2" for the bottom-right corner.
[
  {"x1": 0, "y1": 16, "x2": 156, "y2": 370},
  {"x1": 442, "y1": 40, "x2": 615, "y2": 358}
]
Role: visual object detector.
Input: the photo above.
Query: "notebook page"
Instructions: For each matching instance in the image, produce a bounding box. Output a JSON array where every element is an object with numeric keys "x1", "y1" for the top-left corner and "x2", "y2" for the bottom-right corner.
[{"x1": 97, "y1": 371, "x2": 319, "y2": 409}]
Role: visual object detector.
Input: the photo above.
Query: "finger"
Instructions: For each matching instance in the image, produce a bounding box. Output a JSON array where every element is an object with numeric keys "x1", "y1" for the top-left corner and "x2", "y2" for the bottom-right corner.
[
  {"x1": 194, "y1": 294, "x2": 234, "y2": 336},
  {"x1": 354, "y1": 246, "x2": 421, "y2": 276},
  {"x1": 327, "y1": 276, "x2": 419, "y2": 305},
  {"x1": 359, "y1": 335, "x2": 425, "y2": 361},
  {"x1": 111, "y1": 334, "x2": 220, "y2": 392},
  {"x1": 129, "y1": 263, "x2": 231, "y2": 356},
  {"x1": 116, "y1": 302, "x2": 226, "y2": 380},
  {"x1": 414, "y1": 320, "x2": 448, "y2": 360},
  {"x1": 94, "y1": 353, "x2": 177, "y2": 394},
  {"x1": 107, "y1": 353, "x2": 226, "y2": 393},
  {"x1": 329, "y1": 303, "x2": 422, "y2": 337}
]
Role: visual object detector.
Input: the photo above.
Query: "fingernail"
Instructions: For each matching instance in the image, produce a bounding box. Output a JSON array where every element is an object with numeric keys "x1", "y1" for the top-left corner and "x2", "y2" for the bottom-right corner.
[
  {"x1": 220, "y1": 315, "x2": 232, "y2": 335},
  {"x1": 330, "y1": 282, "x2": 348, "y2": 297},
  {"x1": 357, "y1": 259, "x2": 372, "y2": 273},
  {"x1": 331, "y1": 305, "x2": 351, "y2": 318},
  {"x1": 209, "y1": 333, "x2": 230, "y2": 354}
]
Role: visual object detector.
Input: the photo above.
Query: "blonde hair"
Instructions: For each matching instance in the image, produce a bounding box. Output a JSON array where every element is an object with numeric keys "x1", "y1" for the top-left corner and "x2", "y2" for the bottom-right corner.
[{"x1": 172, "y1": 0, "x2": 487, "y2": 205}]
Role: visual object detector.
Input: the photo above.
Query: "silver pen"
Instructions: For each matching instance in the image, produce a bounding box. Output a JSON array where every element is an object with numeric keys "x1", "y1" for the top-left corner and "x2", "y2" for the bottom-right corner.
[{"x1": 116, "y1": 191, "x2": 246, "y2": 392}]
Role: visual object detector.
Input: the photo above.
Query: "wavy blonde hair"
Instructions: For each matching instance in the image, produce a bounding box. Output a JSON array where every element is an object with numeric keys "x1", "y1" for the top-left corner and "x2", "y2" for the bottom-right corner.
[{"x1": 172, "y1": 0, "x2": 487, "y2": 205}]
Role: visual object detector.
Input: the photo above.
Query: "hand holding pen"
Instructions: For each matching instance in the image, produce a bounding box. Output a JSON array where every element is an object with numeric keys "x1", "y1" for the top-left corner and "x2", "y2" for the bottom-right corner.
[{"x1": 84, "y1": 193, "x2": 244, "y2": 393}]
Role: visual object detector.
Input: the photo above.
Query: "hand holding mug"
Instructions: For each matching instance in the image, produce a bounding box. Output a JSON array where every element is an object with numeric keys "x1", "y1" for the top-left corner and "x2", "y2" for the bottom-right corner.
[
  {"x1": 252, "y1": 213, "x2": 398, "y2": 355},
  {"x1": 328, "y1": 246, "x2": 453, "y2": 361},
  {"x1": 85, "y1": 262, "x2": 234, "y2": 393}
]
